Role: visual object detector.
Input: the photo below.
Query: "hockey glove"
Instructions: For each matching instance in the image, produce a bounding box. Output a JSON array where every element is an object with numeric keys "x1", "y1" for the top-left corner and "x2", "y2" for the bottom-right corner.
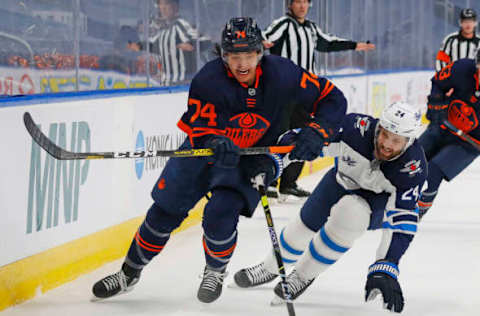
[
  {"x1": 426, "y1": 94, "x2": 448, "y2": 124},
  {"x1": 241, "y1": 154, "x2": 284, "y2": 189},
  {"x1": 365, "y1": 260, "x2": 404, "y2": 313},
  {"x1": 204, "y1": 135, "x2": 240, "y2": 169},
  {"x1": 290, "y1": 121, "x2": 329, "y2": 161}
]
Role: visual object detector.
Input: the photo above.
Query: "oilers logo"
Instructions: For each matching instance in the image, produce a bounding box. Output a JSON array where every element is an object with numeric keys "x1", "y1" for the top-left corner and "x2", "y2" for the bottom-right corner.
[
  {"x1": 225, "y1": 112, "x2": 271, "y2": 148},
  {"x1": 354, "y1": 116, "x2": 371, "y2": 136},
  {"x1": 448, "y1": 99, "x2": 479, "y2": 133}
]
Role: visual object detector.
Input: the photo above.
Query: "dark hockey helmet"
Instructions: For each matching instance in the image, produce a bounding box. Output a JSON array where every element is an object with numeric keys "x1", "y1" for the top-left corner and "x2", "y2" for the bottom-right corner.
[
  {"x1": 460, "y1": 8, "x2": 477, "y2": 21},
  {"x1": 221, "y1": 17, "x2": 263, "y2": 54}
]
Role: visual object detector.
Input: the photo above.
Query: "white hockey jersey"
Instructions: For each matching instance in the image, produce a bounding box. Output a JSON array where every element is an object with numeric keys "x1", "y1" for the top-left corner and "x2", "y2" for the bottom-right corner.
[{"x1": 323, "y1": 113, "x2": 427, "y2": 263}]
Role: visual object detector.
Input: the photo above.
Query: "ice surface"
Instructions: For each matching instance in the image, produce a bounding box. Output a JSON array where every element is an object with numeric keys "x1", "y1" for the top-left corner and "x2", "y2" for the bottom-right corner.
[{"x1": 3, "y1": 162, "x2": 480, "y2": 316}]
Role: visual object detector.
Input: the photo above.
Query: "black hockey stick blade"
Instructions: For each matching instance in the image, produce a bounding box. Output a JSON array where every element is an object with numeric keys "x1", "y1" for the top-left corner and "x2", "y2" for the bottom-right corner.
[
  {"x1": 442, "y1": 120, "x2": 480, "y2": 151},
  {"x1": 24, "y1": 112, "x2": 294, "y2": 160}
]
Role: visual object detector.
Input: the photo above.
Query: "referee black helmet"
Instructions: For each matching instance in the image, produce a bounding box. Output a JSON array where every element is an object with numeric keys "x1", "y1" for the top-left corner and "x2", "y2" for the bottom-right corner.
[{"x1": 460, "y1": 8, "x2": 477, "y2": 21}]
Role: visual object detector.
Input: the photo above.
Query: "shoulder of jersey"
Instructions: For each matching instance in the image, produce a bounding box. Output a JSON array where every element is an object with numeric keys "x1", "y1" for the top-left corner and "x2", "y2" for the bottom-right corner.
[
  {"x1": 394, "y1": 140, "x2": 427, "y2": 181},
  {"x1": 442, "y1": 31, "x2": 460, "y2": 41},
  {"x1": 342, "y1": 113, "x2": 376, "y2": 138},
  {"x1": 191, "y1": 58, "x2": 227, "y2": 90},
  {"x1": 262, "y1": 55, "x2": 300, "y2": 80},
  {"x1": 453, "y1": 57, "x2": 476, "y2": 70}
]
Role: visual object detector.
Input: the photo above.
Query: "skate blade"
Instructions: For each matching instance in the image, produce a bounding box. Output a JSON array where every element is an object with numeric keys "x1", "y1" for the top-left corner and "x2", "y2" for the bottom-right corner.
[
  {"x1": 227, "y1": 281, "x2": 240, "y2": 289},
  {"x1": 278, "y1": 194, "x2": 307, "y2": 203},
  {"x1": 90, "y1": 287, "x2": 134, "y2": 302},
  {"x1": 270, "y1": 295, "x2": 291, "y2": 306}
]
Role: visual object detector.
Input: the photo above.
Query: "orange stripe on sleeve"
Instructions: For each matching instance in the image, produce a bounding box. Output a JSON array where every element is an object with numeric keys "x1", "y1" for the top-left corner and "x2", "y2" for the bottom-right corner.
[{"x1": 436, "y1": 50, "x2": 451, "y2": 64}]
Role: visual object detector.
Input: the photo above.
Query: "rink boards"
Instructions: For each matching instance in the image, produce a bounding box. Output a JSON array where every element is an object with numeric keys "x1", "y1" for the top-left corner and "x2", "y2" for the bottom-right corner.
[{"x1": 0, "y1": 69, "x2": 433, "y2": 310}]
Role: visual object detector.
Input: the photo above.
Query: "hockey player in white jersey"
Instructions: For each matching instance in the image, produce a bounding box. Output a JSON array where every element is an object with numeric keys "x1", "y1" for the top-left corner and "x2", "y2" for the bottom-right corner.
[{"x1": 234, "y1": 102, "x2": 427, "y2": 313}]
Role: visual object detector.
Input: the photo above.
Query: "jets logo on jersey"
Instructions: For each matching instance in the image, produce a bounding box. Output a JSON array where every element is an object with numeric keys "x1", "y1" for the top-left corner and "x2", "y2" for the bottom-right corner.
[
  {"x1": 341, "y1": 155, "x2": 357, "y2": 166},
  {"x1": 448, "y1": 99, "x2": 479, "y2": 133},
  {"x1": 354, "y1": 116, "x2": 371, "y2": 136},
  {"x1": 400, "y1": 160, "x2": 422, "y2": 176},
  {"x1": 225, "y1": 113, "x2": 271, "y2": 148}
]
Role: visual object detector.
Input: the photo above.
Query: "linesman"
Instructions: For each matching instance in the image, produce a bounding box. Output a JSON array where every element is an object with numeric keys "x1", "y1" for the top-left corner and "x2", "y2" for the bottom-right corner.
[
  {"x1": 436, "y1": 8, "x2": 480, "y2": 72},
  {"x1": 263, "y1": 0, "x2": 375, "y2": 199}
]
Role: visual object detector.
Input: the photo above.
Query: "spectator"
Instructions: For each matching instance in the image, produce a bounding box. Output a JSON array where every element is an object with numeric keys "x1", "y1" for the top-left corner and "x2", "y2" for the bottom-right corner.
[{"x1": 98, "y1": 25, "x2": 142, "y2": 75}]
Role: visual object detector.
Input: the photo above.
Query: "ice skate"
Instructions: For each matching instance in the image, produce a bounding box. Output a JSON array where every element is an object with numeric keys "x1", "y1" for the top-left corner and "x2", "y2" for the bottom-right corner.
[
  {"x1": 91, "y1": 265, "x2": 140, "y2": 301},
  {"x1": 233, "y1": 262, "x2": 277, "y2": 288},
  {"x1": 197, "y1": 265, "x2": 227, "y2": 303}
]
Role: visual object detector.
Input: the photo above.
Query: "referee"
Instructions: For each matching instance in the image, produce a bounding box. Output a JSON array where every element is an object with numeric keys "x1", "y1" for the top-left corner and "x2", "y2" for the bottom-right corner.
[
  {"x1": 150, "y1": 0, "x2": 204, "y2": 86},
  {"x1": 436, "y1": 8, "x2": 480, "y2": 72},
  {"x1": 263, "y1": 0, "x2": 375, "y2": 200}
]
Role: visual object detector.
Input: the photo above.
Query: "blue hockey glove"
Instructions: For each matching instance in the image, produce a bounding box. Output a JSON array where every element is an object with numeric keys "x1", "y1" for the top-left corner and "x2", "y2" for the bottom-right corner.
[
  {"x1": 290, "y1": 121, "x2": 329, "y2": 161},
  {"x1": 204, "y1": 135, "x2": 240, "y2": 168},
  {"x1": 241, "y1": 154, "x2": 284, "y2": 189},
  {"x1": 426, "y1": 94, "x2": 448, "y2": 124},
  {"x1": 365, "y1": 260, "x2": 404, "y2": 313}
]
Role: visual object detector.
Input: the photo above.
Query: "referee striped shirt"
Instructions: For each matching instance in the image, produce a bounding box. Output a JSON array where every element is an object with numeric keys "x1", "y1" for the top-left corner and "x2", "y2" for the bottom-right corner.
[
  {"x1": 435, "y1": 31, "x2": 480, "y2": 72},
  {"x1": 263, "y1": 13, "x2": 356, "y2": 73},
  {"x1": 150, "y1": 17, "x2": 199, "y2": 85}
]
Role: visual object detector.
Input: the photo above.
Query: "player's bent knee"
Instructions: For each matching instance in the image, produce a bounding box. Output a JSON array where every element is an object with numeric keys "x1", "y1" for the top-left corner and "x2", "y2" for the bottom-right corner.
[
  {"x1": 146, "y1": 202, "x2": 188, "y2": 233},
  {"x1": 324, "y1": 195, "x2": 371, "y2": 247},
  {"x1": 264, "y1": 213, "x2": 315, "y2": 273}
]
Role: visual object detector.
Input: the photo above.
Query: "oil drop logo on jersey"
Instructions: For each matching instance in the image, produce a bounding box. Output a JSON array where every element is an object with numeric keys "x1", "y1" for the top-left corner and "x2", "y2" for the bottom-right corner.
[{"x1": 27, "y1": 120, "x2": 90, "y2": 234}]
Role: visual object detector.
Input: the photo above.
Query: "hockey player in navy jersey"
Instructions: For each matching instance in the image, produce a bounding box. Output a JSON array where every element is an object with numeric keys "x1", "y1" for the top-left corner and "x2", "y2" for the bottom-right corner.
[
  {"x1": 91, "y1": 17, "x2": 347, "y2": 304},
  {"x1": 234, "y1": 102, "x2": 427, "y2": 313},
  {"x1": 417, "y1": 49, "x2": 480, "y2": 218}
]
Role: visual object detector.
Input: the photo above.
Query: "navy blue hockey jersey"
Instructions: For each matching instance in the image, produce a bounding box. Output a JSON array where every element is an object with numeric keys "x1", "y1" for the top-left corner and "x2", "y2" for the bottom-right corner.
[
  {"x1": 324, "y1": 113, "x2": 428, "y2": 263},
  {"x1": 431, "y1": 58, "x2": 480, "y2": 141},
  {"x1": 177, "y1": 55, "x2": 347, "y2": 148}
]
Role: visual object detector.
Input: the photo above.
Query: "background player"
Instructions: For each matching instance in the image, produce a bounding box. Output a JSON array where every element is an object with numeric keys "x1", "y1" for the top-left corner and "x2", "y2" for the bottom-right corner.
[
  {"x1": 436, "y1": 8, "x2": 480, "y2": 72},
  {"x1": 418, "y1": 48, "x2": 480, "y2": 218},
  {"x1": 91, "y1": 17, "x2": 347, "y2": 304},
  {"x1": 234, "y1": 102, "x2": 426, "y2": 313},
  {"x1": 263, "y1": 0, "x2": 375, "y2": 200}
]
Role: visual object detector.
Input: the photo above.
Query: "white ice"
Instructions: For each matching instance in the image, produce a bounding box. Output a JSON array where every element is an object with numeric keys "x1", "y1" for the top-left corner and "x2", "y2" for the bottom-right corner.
[{"x1": 3, "y1": 162, "x2": 480, "y2": 316}]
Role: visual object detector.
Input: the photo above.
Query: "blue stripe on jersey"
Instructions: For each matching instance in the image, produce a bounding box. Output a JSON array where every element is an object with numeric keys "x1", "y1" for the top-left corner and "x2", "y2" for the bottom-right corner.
[
  {"x1": 309, "y1": 240, "x2": 335, "y2": 265},
  {"x1": 382, "y1": 222, "x2": 417, "y2": 232},
  {"x1": 392, "y1": 215, "x2": 418, "y2": 224},
  {"x1": 386, "y1": 210, "x2": 401, "y2": 217},
  {"x1": 320, "y1": 228, "x2": 349, "y2": 253},
  {"x1": 280, "y1": 230, "x2": 304, "y2": 256}
]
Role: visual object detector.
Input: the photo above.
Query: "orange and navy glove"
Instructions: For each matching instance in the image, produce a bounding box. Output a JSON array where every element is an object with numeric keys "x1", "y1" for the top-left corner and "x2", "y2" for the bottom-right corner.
[
  {"x1": 204, "y1": 135, "x2": 240, "y2": 168},
  {"x1": 290, "y1": 121, "x2": 331, "y2": 161},
  {"x1": 426, "y1": 94, "x2": 448, "y2": 124}
]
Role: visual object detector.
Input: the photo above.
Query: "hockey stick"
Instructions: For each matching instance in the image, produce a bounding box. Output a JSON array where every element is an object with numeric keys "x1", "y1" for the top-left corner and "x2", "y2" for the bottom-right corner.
[
  {"x1": 23, "y1": 112, "x2": 294, "y2": 160},
  {"x1": 441, "y1": 120, "x2": 480, "y2": 151},
  {"x1": 257, "y1": 185, "x2": 296, "y2": 316}
]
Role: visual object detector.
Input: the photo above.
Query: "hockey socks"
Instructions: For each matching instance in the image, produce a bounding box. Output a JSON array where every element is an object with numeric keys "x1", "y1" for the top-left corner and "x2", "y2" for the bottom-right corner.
[
  {"x1": 202, "y1": 231, "x2": 237, "y2": 270},
  {"x1": 125, "y1": 203, "x2": 185, "y2": 269}
]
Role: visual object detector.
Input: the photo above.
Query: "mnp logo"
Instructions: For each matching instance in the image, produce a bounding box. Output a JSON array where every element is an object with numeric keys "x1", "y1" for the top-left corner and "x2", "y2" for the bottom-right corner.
[
  {"x1": 135, "y1": 130, "x2": 145, "y2": 179},
  {"x1": 27, "y1": 121, "x2": 90, "y2": 234}
]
